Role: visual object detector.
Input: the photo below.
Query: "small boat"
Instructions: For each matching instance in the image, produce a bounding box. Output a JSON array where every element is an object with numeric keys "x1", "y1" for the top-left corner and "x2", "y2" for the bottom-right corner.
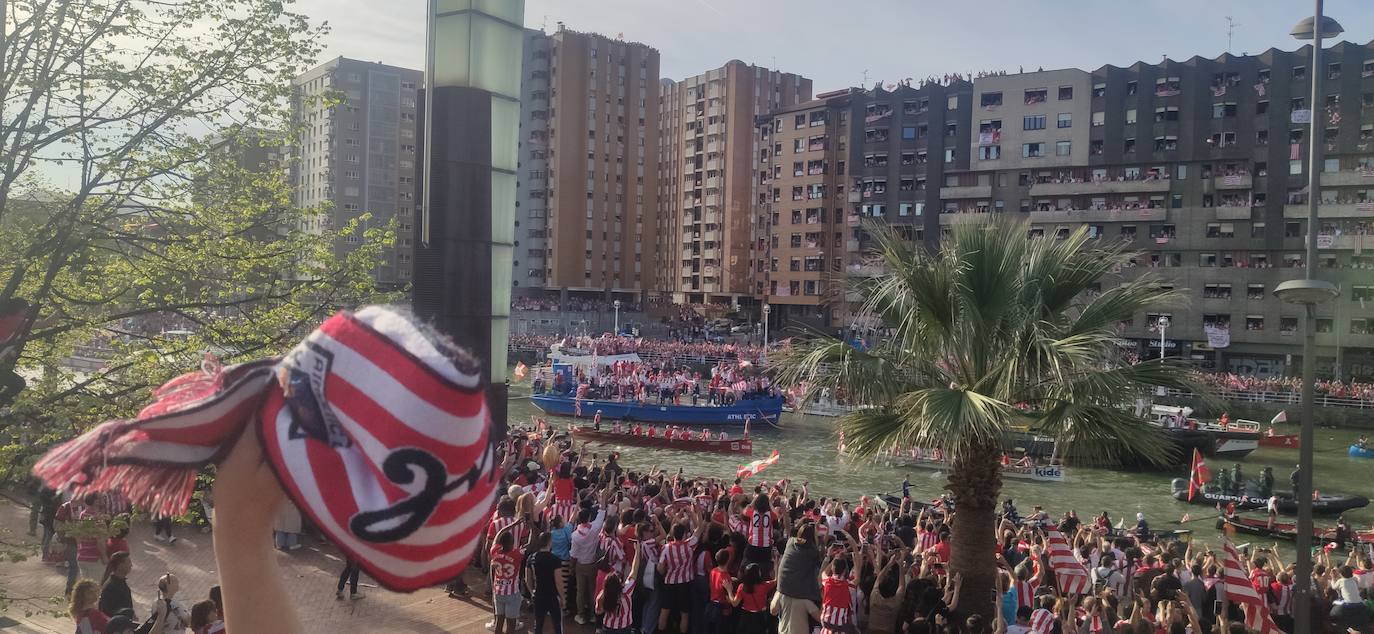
[
  {"x1": 1259, "y1": 432, "x2": 1300, "y2": 449},
  {"x1": 1349, "y1": 445, "x2": 1374, "y2": 458},
  {"x1": 1169, "y1": 478, "x2": 1369, "y2": 515},
  {"x1": 1149, "y1": 406, "x2": 1261, "y2": 460},
  {"x1": 879, "y1": 454, "x2": 1067, "y2": 483},
  {"x1": 569, "y1": 425, "x2": 754, "y2": 454},
  {"x1": 1217, "y1": 515, "x2": 1374, "y2": 546}
]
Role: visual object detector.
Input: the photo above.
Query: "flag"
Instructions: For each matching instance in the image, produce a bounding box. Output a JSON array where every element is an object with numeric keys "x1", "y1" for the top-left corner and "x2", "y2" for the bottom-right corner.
[
  {"x1": 1188, "y1": 448, "x2": 1212, "y2": 501},
  {"x1": 1029, "y1": 609, "x2": 1056, "y2": 634},
  {"x1": 1290, "y1": 143, "x2": 1302, "y2": 160},
  {"x1": 1220, "y1": 540, "x2": 1285, "y2": 634},
  {"x1": 1044, "y1": 529, "x2": 1092, "y2": 595},
  {"x1": 1270, "y1": 410, "x2": 1287, "y2": 425},
  {"x1": 738, "y1": 450, "x2": 780, "y2": 479},
  {"x1": 574, "y1": 397, "x2": 583, "y2": 417},
  {"x1": 513, "y1": 361, "x2": 529, "y2": 382}
]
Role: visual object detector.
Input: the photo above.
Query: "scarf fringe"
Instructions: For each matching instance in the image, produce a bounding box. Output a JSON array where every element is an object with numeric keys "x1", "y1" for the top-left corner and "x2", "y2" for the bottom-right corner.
[{"x1": 32, "y1": 420, "x2": 199, "y2": 518}]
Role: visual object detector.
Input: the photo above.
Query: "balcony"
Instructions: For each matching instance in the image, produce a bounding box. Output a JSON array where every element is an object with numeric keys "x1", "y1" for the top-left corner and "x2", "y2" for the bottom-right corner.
[
  {"x1": 1283, "y1": 203, "x2": 1374, "y2": 218},
  {"x1": 939, "y1": 212, "x2": 998, "y2": 225},
  {"x1": 939, "y1": 184, "x2": 992, "y2": 199},
  {"x1": 1318, "y1": 170, "x2": 1374, "y2": 187},
  {"x1": 1213, "y1": 174, "x2": 1253, "y2": 189},
  {"x1": 1027, "y1": 207, "x2": 1166, "y2": 223},
  {"x1": 1028, "y1": 178, "x2": 1171, "y2": 196},
  {"x1": 1214, "y1": 206, "x2": 1254, "y2": 220}
]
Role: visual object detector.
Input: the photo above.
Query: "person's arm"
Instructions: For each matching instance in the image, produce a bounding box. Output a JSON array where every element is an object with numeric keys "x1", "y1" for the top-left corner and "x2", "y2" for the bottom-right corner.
[
  {"x1": 944, "y1": 572, "x2": 963, "y2": 611},
  {"x1": 150, "y1": 597, "x2": 169, "y2": 634},
  {"x1": 210, "y1": 421, "x2": 304, "y2": 634}
]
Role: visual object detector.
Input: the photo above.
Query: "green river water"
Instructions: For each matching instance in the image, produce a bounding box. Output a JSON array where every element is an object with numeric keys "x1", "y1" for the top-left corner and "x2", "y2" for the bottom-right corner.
[{"x1": 508, "y1": 393, "x2": 1374, "y2": 541}]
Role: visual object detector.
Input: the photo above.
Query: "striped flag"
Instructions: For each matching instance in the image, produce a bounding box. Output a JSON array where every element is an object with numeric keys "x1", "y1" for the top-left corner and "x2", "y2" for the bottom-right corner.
[
  {"x1": 1044, "y1": 529, "x2": 1091, "y2": 595},
  {"x1": 738, "y1": 450, "x2": 780, "y2": 479},
  {"x1": 1220, "y1": 539, "x2": 1285, "y2": 634},
  {"x1": 1029, "y1": 608, "x2": 1056, "y2": 634},
  {"x1": 512, "y1": 361, "x2": 529, "y2": 381},
  {"x1": 575, "y1": 397, "x2": 583, "y2": 417},
  {"x1": 1270, "y1": 410, "x2": 1287, "y2": 424}
]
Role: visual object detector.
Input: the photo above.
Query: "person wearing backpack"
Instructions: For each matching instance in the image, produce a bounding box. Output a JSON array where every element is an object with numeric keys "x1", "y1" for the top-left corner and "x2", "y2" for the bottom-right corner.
[{"x1": 137, "y1": 573, "x2": 189, "y2": 634}]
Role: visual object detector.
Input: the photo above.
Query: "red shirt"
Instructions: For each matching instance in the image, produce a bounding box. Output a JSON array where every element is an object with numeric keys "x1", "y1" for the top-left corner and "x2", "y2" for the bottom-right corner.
[
  {"x1": 77, "y1": 608, "x2": 110, "y2": 633},
  {"x1": 742, "y1": 507, "x2": 775, "y2": 548},
  {"x1": 554, "y1": 478, "x2": 575, "y2": 502},
  {"x1": 729, "y1": 484, "x2": 744, "y2": 496},
  {"x1": 489, "y1": 546, "x2": 524, "y2": 595},
  {"x1": 737, "y1": 579, "x2": 776, "y2": 612},
  {"x1": 710, "y1": 568, "x2": 732, "y2": 603},
  {"x1": 105, "y1": 536, "x2": 129, "y2": 556},
  {"x1": 934, "y1": 542, "x2": 951, "y2": 564}
]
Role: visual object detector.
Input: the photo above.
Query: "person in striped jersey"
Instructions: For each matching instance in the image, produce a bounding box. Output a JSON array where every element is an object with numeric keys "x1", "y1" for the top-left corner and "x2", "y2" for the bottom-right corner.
[
  {"x1": 488, "y1": 519, "x2": 528, "y2": 634},
  {"x1": 655, "y1": 504, "x2": 703, "y2": 634},
  {"x1": 819, "y1": 551, "x2": 863, "y2": 634},
  {"x1": 596, "y1": 539, "x2": 646, "y2": 634}
]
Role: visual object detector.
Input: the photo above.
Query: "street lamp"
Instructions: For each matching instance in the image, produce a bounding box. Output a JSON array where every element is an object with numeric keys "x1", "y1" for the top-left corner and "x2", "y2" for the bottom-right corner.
[
  {"x1": 1279, "y1": 5, "x2": 1344, "y2": 633},
  {"x1": 762, "y1": 304, "x2": 771, "y2": 361},
  {"x1": 1156, "y1": 316, "x2": 1170, "y2": 360},
  {"x1": 613, "y1": 299, "x2": 622, "y2": 335}
]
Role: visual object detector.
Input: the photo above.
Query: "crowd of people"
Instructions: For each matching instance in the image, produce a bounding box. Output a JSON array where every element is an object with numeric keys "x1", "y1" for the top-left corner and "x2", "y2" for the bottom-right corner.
[
  {"x1": 464, "y1": 428, "x2": 1374, "y2": 634},
  {"x1": 534, "y1": 357, "x2": 775, "y2": 407},
  {"x1": 28, "y1": 490, "x2": 225, "y2": 634},
  {"x1": 514, "y1": 297, "x2": 644, "y2": 313},
  {"x1": 1194, "y1": 372, "x2": 1374, "y2": 403},
  {"x1": 510, "y1": 334, "x2": 766, "y2": 365}
]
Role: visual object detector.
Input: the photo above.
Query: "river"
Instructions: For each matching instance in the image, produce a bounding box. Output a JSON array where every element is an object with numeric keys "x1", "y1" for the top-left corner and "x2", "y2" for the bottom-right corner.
[{"x1": 508, "y1": 393, "x2": 1374, "y2": 540}]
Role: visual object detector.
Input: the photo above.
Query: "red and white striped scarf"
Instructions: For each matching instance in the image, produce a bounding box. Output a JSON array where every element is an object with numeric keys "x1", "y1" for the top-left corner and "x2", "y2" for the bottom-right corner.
[{"x1": 33, "y1": 306, "x2": 499, "y2": 592}]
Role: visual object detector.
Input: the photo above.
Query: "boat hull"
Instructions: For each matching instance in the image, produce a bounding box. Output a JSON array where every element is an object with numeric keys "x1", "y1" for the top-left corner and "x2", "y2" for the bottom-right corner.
[
  {"x1": 1169, "y1": 478, "x2": 1369, "y2": 515},
  {"x1": 1218, "y1": 516, "x2": 1374, "y2": 545},
  {"x1": 530, "y1": 394, "x2": 784, "y2": 426},
  {"x1": 1350, "y1": 445, "x2": 1374, "y2": 458},
  {"x1": 569, "y1": 426, "x2": 753, "y2": 454},
  {"x1": 1259, "y1": 434, "x2": 1300, "y2": 449}
]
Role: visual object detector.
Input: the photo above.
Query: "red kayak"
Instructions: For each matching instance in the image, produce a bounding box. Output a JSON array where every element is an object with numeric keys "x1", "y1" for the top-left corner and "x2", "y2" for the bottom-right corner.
[
  {"x1": 570, "y1": 426, "x2": 754, "y2": 454},
  {"x1": 1259, "y1": 432, "x2": 1300, "y2": 449}
]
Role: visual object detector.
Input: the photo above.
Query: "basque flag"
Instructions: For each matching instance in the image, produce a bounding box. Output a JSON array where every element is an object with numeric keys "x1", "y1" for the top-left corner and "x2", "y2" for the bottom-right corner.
[{"x1": 1188, "y1": 448, "x2": 1212, "y2": 501}]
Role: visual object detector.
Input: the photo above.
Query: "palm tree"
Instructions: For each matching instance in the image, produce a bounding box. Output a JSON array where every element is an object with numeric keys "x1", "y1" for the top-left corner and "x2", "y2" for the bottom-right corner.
[{"x1": 771, "y1": 221, "x2": 1202, "y2": 618}]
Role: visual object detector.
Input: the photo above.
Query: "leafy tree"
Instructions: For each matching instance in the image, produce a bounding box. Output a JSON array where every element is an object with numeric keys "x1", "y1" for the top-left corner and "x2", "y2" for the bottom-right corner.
[
  {"x1": 772, "y1": 221, "x2": 1202, "y2": 618},
  {"x1": 0, "y1": 0, "x2": 395, "y2": 483}
]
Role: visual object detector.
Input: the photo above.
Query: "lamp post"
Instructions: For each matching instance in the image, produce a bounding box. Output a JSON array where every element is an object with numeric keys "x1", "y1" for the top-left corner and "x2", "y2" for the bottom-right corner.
[
  {"x1": 613, "y1": 299, "x2": 621, "y2": 335},
  {"x1": 762, "y1": 304, "x2": 771, "y2": 361},
  {"x1": 1156, "y1": 316, "x2": 1170, "y2": 360},
  {"x1": 1278, "y1": 5, "x2": 1344, "y2": 633}
]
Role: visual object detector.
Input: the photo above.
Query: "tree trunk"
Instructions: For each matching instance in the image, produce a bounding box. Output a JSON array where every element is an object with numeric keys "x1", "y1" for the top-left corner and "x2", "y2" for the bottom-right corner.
[{"x1": 946, "y1": 438, "x2": 1004, "y2": 622}]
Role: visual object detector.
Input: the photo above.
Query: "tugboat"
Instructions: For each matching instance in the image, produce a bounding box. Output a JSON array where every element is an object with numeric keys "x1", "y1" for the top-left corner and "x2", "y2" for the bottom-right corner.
[{"x1": 1148, "y1": 405, "x2": 1260, "y2": 460}]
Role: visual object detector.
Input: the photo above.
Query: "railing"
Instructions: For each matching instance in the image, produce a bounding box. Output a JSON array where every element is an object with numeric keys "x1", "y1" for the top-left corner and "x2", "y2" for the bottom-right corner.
[
  {"x1": 1157, "y1": 386, "x2": 1374, "y2": 410},
  {"x1": 507, "y1": 344, "x2": 758, "y2": 366}
]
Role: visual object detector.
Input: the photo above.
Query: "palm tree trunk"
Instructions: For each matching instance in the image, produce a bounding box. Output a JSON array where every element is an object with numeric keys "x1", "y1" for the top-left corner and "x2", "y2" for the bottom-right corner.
[{"x1": 947, "y1": 438, "x2": 1004, "y2": 621}]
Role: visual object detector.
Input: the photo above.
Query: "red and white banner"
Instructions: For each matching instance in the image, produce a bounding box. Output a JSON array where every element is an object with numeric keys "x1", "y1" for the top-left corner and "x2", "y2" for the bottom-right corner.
[
  {"x1": 738, "y1": 450, "x2": 780, "y2": 479},
  {"x1": 1044, "y1": 529, "x2": 1091, "y2": 595},
  {"x1": 1188, "y1": 448, "x2": 1212, "y2": 502},
  {"x1": 1220, "y1": 540, "x2": 1284, "y2": 634}
]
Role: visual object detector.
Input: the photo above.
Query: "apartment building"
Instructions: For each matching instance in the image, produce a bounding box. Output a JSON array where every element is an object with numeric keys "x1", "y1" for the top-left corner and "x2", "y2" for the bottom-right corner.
[
  {"x1": 935, "y1": 41, "x2": 1374, "y2": 378},
  {"x1": 754, "y1": 81, "x2": 972, "y2": 326},
  {"x1": 658, "y1": 61, "x2": 811, "y2": 306},
  {"x1": 291, "y1": 57, "x2": 421, "y2": 288},
  {"x1": 513, "y1": 24, "x2": 661, "y2": 302}
]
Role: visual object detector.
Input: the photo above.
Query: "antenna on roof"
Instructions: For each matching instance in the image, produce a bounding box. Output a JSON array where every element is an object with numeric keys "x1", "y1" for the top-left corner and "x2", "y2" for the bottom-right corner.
[
  {"x1": 1226, "y1": 16, "x2": 1242, "y2": 54},
  {"x1": 862, "y1": 69, "x2": 869, "y2": 88}
]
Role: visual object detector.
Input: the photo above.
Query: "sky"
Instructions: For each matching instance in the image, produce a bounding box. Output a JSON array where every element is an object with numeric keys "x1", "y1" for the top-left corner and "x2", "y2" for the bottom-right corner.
[{"x1": 292, "y1": 0, "x2": 1374, "y2": 91}]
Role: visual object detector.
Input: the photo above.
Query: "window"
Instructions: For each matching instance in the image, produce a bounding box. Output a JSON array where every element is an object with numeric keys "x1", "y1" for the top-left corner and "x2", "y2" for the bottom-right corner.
[
  {"x1": 1154, "y1": 106, "x2": 1180, "y2": 122},
  {"x1": 1126, "y1": 108, "x2": 1137, "y2": 124},
  {"x1": 1247, "y1": 284, "x2": 1265, "y2": 300},
  {"x1": 1091, "y1": 111, "x2": 1105, "y2": 126},
  {"x1": 980, "y1": 92, "x2": 1003, "y2": 108},
  {"x1": 944, "y1": 148, "x2": 955, "y2": 163},
  {"x1": 1023, "y1": 143, "x2": 1044, "y2": 158},
  {"x1": 1058, "y1": 86, "x2": 1074, "y2": 100},
  {"x1": 1290, "y1": 160, "x2": 1303, "y2": 175},
  {"x1": 1251, "y1": 221, "x2": 1266, "y2": 238},
  {"x1": 1057, "y1": 113, "x2": 1072, "y2": 128},
  {"x1": 1316, "y1": 318, "x2": 1333, "y2": 333},
  {"x1": 1213, "y1": 102, "x2": 1237, "y2": 118},
  {"x1": 1024, "y1": 89, "x2": 1047, "y2": 105},
  {"x1": 1121, "y1": 225, "x2": 1137, "y2": 238},
  {"x1": 1024, "y1": 115, "x2": 1047, "y2": 130},
  {"x1": 1257, "y1": 100, "x2": 1269, "y2": 115},
  {"x1": 1256, "y1": 130, "x2": 1268, "y2": 145},
  {"x1": 1093, "y1": 83, "x2": 1106, "y2": 98},
  {"x1": 946, "y1": 122, "x2": 958, "y2": 137},
  {"x1": 978, "y1": 145, "x2": 1001, "y2": 160},
  {"x1": 794, "y1": 114, "x2": 806, "y2": 129},
  {"x1": 1124, "y1": 138, "x2": 1136, "y2": 153},
  {"x1": 1293, "y1": 66, "x2": 1306, "y2": 79},
  {"x1": 902, "y1": 126, "x2": 917, "y2": 140},
  {"x1": 1089, "y1": 140, "x2": 1103, "y2": 155},
  {"x1": 1055, "y1": 141, "x2": 1071, "y2": 156},
  {"x1": 947, "y1": 95, "x2": 959, "y2": 110},
  {"x1": 1246, "y1": 316, "x2": 1265, "y2": 332}
]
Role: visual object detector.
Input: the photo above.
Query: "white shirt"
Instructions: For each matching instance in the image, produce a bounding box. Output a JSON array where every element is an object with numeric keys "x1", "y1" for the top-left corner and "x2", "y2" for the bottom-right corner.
[
  {"x1": 569, "y1": 510, "x2": 606, "y2": 563},
  {"x1": 152, "y1": 598, "x2": 191, "y2": 633},
  {"x1": 1331, "y1": 575, "x2": 1361, "y2": 603}
]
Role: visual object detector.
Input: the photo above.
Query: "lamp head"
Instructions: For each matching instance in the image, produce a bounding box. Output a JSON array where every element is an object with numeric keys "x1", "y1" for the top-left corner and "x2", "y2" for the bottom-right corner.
[{"x1": 1290, "y1": 15, "x2": 1344, "y2": 40}]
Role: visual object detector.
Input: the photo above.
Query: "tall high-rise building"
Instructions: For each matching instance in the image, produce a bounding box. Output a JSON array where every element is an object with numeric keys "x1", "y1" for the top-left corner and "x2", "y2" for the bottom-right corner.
[
  {"x1": 513, "y1": 24, "x2": 661, "y2": 302},
  {"x1": 658, "y1": 62, "x2": 811, "y2": 306},
  {"x1": 754, "y1": 81, "x2": 971, "y2": 327},
  {"x1": 291, "y1": 57, "x2": 422, "y2": 288}
]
